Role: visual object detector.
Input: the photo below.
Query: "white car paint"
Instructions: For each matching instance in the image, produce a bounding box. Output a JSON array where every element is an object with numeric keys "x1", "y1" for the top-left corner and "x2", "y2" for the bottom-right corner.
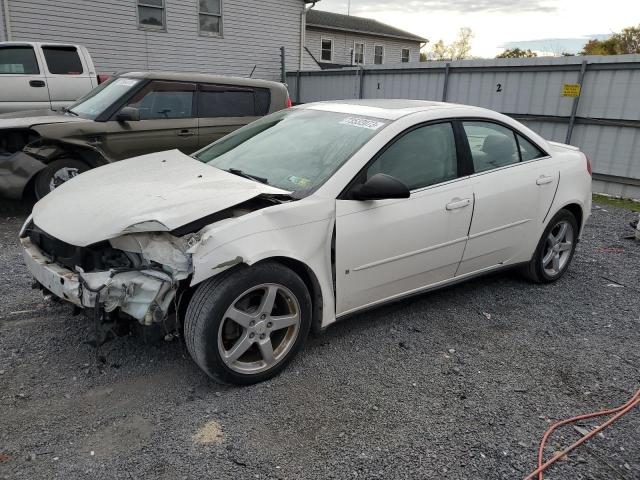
[{"x1": 20, "y1": 100, "x2": 592, "y2": 332}]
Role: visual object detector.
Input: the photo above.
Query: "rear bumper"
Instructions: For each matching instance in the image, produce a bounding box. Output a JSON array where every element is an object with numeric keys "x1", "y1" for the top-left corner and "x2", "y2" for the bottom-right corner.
[
  {"x1": 0, "y1": 151, "x2": 45, "y2": 199},
  {"x1": 20, "y1": 236, "x2": 177, "y2": 323}
]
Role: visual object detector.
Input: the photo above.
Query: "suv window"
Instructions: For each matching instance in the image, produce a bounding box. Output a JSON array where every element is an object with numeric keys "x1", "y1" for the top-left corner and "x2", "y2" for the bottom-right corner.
[
  {"x1": 127, "y1": 81, "x2": 196, "y2": 120},
  {"x1": 198, "y1": 85, "x2": 270, "y2": 117},
  {"x1": 0, "y1": 46, "x2": 39, "y2": 74},
  {"x1": 518, "y1": 134, "x2": 546, "y2": 161},
  {"x1": 42, "y1": 46, "x2": 83, "y2": 75},
  {"x1": 367, "y1": 122, "x2": 458, "y2": 191},
  {"x1": 463, "y1": 121, "x2": 519, "y2": 173}
]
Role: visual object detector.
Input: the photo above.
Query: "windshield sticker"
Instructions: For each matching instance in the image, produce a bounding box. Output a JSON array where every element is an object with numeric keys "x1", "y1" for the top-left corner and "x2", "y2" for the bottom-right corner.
[
  {"x1": 114, "y1": 78, "x2": 140, "y2": 87},
  {"x1": 339, "y1": 117, "x2": 385, "y2": 130},
  {"x1": 287, "y1": 175, "x2": 311, "y2": 188}
]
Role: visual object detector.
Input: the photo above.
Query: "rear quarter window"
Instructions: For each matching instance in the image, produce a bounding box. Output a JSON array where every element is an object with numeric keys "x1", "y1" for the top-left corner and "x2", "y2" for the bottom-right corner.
[
  {"x1": 42, "y1": 46, "x2": 84, "y2": 75},
  {"x1": 198, "y1": 85, "x2": 271, "y2": 117},
  {"x1": 0, "y1": 46, "x2": 39, "y2": 74}
]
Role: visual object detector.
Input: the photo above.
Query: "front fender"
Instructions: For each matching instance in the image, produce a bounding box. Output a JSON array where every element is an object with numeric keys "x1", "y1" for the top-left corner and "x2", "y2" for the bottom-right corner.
[{"x1": 0, "y1": 151, "x2": 46, "y2": 199}]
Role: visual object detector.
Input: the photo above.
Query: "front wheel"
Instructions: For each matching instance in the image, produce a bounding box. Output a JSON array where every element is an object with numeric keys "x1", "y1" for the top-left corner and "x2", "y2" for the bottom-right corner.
[
  {"x1": 34, "y1": 158, "x2": 90, "y2": 199},
  {"x1": 184, "y1": 262, "x2": 312, "y2": 385},
  {"x1": 523, "y1": 209, "x2": 579, "y2": 283}
]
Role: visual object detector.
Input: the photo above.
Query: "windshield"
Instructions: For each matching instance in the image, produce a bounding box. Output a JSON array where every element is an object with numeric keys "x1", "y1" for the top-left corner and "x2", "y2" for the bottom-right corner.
[
  {"x1": 68, "y1": 77, "x2": 142, "y2": 119},
  {"x1": 195, "y1": 109, "x2": 388, "y2": 194}
]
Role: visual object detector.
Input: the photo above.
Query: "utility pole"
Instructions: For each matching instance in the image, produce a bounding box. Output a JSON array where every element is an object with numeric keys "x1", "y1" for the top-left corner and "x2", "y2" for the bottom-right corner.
[{"x1": 347, "y1": 0, "x2": 351, "y2": 15}]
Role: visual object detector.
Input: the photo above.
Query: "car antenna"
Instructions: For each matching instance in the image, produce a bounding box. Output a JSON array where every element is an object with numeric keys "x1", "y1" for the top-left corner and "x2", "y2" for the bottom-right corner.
[{"x1": 248, "y1": 65, "x2": 257, "y2": 78}]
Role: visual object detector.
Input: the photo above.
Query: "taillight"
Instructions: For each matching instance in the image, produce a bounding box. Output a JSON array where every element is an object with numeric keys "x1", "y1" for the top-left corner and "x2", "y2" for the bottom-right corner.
[
  {"x1": 97, "y1": 74, "x2": 111, "y2": 84},
  {"x1": 285, "y1": 97, "x2": 293, "y2": 108},
  {"x1": 585, "y1": 155, "x2": 593, "y2": 176}
]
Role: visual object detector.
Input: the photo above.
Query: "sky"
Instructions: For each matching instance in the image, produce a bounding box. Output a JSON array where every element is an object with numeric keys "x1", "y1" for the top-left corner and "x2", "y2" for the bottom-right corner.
[{"x1": 315, "y1": 0, "x2": 640, "y2": 57}]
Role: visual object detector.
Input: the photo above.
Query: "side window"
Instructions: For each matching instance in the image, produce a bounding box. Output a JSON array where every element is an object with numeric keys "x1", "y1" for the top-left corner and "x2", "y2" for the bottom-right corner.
[
  {"x1": 42, "y1": 46, "x2": 83, "y2": 75},
  {"x1": 321, "y1": 38, "x2": 333, "y2": 62},
  {"x1": 354, "y1": 42, "x2": 365, "y2": 64},
  {"x1": 374, "y1": 45, "x2": 384, "y2": 64},
  {"x1": 199, "y1": 0, "x2": 222, "y2": 36},
  {"x1": 198, "y1": 85, "x2": 268, "y2": 117},
  {"x1": 138, "y1": 0, "x2": 165, "y2": 29},
  {"x1": 518, "y1": 134, "x2": 546, "y2": 161},
  {"x1": 367, "y1": 122, "x2": 458, "y2": 191},
  {"x1": 127, "y1": 81, "x2": 195, "y2": 120},
  {"x1": 401, "y1": 48, "x2": 410, "y2": 63},
  {"x1": 0, "y1": 46, "x2": 39, "y2": 74},
  {"x1": 463, "y1": 121, "x2": 519, "y2": 173}
]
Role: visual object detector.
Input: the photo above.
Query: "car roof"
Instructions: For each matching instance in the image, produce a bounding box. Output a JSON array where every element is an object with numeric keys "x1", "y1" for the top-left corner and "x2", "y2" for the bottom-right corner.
[
  {"x1": 120, "y1": 71, "x2": 286, "y2": 90},
  {"x1": 299, "y1": 99, "x2": 488, "y2": 121}
]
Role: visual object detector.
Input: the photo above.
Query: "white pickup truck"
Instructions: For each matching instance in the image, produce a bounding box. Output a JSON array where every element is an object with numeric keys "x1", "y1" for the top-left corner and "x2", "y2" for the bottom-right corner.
[{"x1": 0, "y1": 42, "x2": 103, "y2": 114}]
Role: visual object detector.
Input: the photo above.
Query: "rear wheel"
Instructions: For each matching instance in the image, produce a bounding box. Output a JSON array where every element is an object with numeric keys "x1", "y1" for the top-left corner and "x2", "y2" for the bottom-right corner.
[
  {"x1": 34, "y1": 158, "x2": 90, "y2": 199},
  {"x1": 523, "y1": 209, "x2": 578, "y2": 283},
  {"x1": 184, "y1": 262, "x2": 312, "y2": 385}
]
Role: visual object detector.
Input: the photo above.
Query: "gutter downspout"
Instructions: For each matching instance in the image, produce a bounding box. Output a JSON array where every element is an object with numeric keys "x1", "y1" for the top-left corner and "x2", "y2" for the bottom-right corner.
[
  {"x1": 300, "y1": 2, "x2": 317, "y2": 71},
  {"x1": 3, "y1": 0, "x2": 12, "y2": 41}
]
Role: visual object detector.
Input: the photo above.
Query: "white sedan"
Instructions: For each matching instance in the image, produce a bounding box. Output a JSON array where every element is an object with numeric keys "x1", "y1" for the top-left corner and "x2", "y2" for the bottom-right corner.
[{"x1": 20, "y1": 100, "x2": 592, "y2": 384}]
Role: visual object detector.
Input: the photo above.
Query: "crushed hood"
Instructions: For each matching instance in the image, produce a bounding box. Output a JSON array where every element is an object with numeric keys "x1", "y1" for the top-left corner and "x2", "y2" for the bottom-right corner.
[
  {"x1": 0, "y1": 109, "x2": 87, "y2": 130},
  {"x1": 32, "y1": 150, "x2": 289, "y2": 246}
]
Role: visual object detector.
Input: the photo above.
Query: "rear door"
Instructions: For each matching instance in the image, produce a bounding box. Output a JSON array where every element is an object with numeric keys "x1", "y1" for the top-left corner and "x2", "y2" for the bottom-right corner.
[
  {"x1": 456, "y1": 121, "x2": 558, "y2": 276},
  {"x1": 196, "y1": 84, "x2": 270, "y2": 148},
  {"x1": 41, "y1": 45, "x2": 95, "y2": 110},
  {"x1": 0, "y1": 44, "x2": 49, "y2": 113},
  {"x1": 100, "y1": 80, "x2": 199, "y2": 160}
]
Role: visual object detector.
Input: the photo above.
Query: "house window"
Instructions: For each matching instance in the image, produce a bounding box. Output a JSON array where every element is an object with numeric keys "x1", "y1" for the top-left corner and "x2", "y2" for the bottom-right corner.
[
  {"x1": 199, "y1": 0, "x2": 222, "y2": 36},
  {"x1": 138, "y1": 0, "x2": 165, "y2": 30},
  {"x1": 374, "y1": 45, "x2": 384, "y2": 64},
  {"x1": 321, "y1": 38, "x2": 333, "y2": 62},
  {"x1": 401, "y1": 48, "x2": 410, "y2": 63},
  {"x1": 354, "y1": 42, "x2": 365, "y2": 64}
]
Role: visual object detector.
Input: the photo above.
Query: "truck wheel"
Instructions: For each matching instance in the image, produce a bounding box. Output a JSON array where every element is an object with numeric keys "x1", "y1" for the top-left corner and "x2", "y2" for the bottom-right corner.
[
  {"x1": 184, "y1": 262, "x2": 312, "y2": 385},
  {"x1": 522, "y1": 209, "x2": 579, "y2": 283},
  {"x1": 34, "y1": 158, "x2": 90, "y2": 199}
]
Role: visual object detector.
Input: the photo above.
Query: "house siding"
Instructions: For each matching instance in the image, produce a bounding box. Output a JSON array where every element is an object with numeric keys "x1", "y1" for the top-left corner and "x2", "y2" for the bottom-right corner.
[
  {"x1": 4, "y1": 0, "x2": 305, "y2": 81},
  {"x1": 0, "y1": 2, "x2": 6, "y2": 41},
  {"x1": 304, "y1": 27, "x2": 421, "y2": 69}
]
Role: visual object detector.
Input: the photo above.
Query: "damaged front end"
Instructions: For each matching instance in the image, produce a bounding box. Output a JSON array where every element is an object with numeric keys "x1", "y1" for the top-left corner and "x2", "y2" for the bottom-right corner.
[
  {"x1": 20, "y1": 220, "x2": 194, "y2": 328},
  {"x1": 0, "y1": 129, "x2": 44, "y2": 199}
]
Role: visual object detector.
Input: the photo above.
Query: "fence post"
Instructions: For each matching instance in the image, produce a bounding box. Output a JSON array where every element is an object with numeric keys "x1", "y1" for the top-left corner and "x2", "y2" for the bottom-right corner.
[
  {"x1": 442, "y1": 62, "x2": 451, "y2": 102},
  {"x1": 565, "y1": 60, "x2": 588, "y2": 145},
  {"x1": 280, "y1": 46, "x2": 286, "y2": 84},
  {"x1": 296, "y1": 70, "x2": 302, "y2": 104},
  {"x1": 359, "y1": 67, "x2": 366, "y2": 99}
]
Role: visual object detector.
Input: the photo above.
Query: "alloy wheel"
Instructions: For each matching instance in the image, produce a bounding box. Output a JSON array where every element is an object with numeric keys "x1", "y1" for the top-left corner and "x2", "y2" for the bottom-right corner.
[
  {"x1": 217, "y1": 283, "x2": 301, "y2": 374},
  {"x1": 541, "y1": 220, "x2": 574, "y2": 277},
  {"x1": 49, "y1": 167, "x2": 81, "y2": 192}
]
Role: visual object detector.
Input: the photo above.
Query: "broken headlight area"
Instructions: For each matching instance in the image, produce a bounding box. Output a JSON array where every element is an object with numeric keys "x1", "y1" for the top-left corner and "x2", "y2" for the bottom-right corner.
[{"x1": 22, "y1": 221, "x2": 193, "y2": 329}]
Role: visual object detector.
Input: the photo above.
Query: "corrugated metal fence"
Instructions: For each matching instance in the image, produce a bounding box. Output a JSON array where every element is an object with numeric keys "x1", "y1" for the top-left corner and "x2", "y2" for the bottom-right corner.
[{"x1": 287, "y1": 55, "x2": 640, "y2": 199}]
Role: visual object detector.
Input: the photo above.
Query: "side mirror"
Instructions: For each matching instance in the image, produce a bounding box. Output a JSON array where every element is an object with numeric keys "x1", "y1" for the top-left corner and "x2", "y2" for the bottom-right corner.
[
  {"x1": 116, "y1": 106, "x2": 140, "y2": 122},
  {"x1": 351, "y1": 173, "x2": 410, "y2": 201}
]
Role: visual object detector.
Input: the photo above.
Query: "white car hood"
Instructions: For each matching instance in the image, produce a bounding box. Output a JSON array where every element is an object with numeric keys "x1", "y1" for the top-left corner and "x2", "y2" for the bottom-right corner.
[
  {"x1": 0, "y1": 109, "x2": 86, "y2": 129},
  {"x1": 32, "y1": 150, "x2": 289, "y2": 246}
]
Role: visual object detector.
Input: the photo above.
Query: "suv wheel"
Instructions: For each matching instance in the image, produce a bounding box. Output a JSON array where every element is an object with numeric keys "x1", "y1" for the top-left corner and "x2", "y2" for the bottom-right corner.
[{"x1": 34, "y1": 158, "x2": 90, "y2": 199}]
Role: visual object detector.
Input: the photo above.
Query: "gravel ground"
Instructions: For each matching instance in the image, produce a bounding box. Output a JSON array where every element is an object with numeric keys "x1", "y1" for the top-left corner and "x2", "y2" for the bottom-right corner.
[{"x1": 0, "y1": 199, "x2": 638, "y2": 480}]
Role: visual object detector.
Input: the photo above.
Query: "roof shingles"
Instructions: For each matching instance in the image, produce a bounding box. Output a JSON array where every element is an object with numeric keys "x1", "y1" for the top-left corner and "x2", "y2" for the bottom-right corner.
[{"x1": 306, "y1": 10, "x2": 426, "y2": 43}]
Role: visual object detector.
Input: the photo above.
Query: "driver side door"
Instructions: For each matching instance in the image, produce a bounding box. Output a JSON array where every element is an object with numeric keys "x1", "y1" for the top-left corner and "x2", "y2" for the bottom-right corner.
[
  {"x1": 100, "y1": 81, "x2": 199, "y2": 160},
  {"x1": 335, "y1": 122, "x2": 474, "y2": 316}
]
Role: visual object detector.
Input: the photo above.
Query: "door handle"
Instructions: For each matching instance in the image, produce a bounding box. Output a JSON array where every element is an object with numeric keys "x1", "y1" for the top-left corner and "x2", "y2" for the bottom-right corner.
[
  {"x1": 536, "y1": 175, "x2": 554, "y2": 185},
  {"x1": 29, "y1": 80, "x2": 46, "y2": 87},
  {"x1": 446, "y1": 198, "x2": 471, "y2": 211},
  {"x1": 177, "y1": 129, "x2": 196, "y2": 137}
]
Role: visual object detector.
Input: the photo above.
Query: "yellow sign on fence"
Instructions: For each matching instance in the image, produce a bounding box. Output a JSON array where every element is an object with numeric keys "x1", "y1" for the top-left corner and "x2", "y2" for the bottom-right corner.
[{"x1": 562, "y1": 83, "x2": 581, "y2": 97}]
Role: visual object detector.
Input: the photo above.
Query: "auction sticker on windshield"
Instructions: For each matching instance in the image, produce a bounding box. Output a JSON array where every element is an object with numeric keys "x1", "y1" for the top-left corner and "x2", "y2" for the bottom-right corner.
[
  {"x1": 339, "y1": 117, "x2": 385, "y2": 130},
  {"x1": 114, "y1": 78, "x2": 140, "y2": 87}
]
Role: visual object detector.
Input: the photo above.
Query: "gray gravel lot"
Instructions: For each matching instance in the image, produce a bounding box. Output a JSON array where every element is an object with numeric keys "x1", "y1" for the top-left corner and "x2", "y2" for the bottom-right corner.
[{"x1": 0, "y1": 200, "x2": 638, "y2": 480}]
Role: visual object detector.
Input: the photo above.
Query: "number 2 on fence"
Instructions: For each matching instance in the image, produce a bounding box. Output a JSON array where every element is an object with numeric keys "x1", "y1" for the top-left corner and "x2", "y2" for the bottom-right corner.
[{"x1": 496, "y1": 83, "x2": 503, "y2": 93}]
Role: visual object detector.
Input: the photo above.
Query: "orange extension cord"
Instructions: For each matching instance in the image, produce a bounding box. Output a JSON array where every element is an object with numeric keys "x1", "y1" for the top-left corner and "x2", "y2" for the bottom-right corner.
[{"x1": 524, "y1": 388, "x2": 640, "y2": 480}]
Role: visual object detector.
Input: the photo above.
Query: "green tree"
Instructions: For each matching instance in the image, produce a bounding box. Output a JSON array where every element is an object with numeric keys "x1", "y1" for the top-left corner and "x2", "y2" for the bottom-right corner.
[
  {"x1": 497, "y1": 48, "x2": 537, "y2": 58},
  {"x1": 581, "y1": 25, "x2": 640, "y2": 55},
  {"x1": 426, "y1": 28, "x2": 474, "y2": 61}
]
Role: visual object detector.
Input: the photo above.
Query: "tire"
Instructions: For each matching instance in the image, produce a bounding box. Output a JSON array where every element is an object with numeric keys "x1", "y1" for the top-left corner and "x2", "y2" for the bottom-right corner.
[
  {"x1": 34, "y1": 158, "x2": 90, "y2": 199},
  {"x1": 184, "y1": 262, "x2": 312, "y2": 385},
  {"x1": 522, "y1": 209, "x2": 579, "y2": 283}
]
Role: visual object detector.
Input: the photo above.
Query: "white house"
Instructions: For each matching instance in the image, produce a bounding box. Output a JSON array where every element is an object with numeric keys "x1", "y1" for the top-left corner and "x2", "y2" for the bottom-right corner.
[{"x1": 303, "y1": 9, "x2": 426, "y2": 69}]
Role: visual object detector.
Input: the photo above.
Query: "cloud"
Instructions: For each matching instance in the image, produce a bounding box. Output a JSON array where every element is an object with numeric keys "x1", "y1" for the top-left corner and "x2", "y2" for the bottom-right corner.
[{"x1": 322, "y1": 0, "x2": 558, "y2": 14}]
